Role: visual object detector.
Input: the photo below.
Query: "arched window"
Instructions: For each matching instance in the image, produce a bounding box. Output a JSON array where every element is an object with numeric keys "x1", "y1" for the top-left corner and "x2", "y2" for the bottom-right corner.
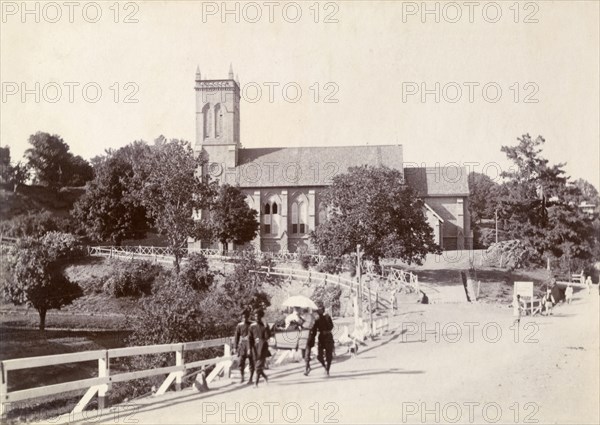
[
  {"x1": 291, "y1": 195, "x2": 308, "y2": 234},
  {"x1": 214, "y1": 103, "x2": 223, "y2": 138},
  {"x1": 202, "y1": 103, "x2": 212, "y2": 139},
  {"x1": 263, "y1": 199, "x2": 280, "y2": 235},
  {"x1": 291, "y1": 202, "x2": 298, "y2": 234}
]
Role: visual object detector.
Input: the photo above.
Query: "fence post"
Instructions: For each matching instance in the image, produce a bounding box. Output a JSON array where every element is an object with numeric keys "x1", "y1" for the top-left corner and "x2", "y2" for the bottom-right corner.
[
  {"x1": 1, "y1": 362, "x2": 7, "y2": 420},
  {"x1": 98, "y1": 351, "x2": 109, "y2": 410},
  {"x1": 110, "y1": 247, "x2": 113, "y2": 259},
  {"x1": 175, "y1": 345, "x2": 183, "y2": 391},
  {"x1": 223, "y1": 342, "x2": 231, "y2": 378}
]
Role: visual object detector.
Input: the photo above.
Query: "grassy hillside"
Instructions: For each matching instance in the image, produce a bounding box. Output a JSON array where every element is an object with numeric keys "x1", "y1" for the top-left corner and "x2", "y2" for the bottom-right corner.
[{"x1": 0, "y1": 184, "x2": 85, "y2": 220}]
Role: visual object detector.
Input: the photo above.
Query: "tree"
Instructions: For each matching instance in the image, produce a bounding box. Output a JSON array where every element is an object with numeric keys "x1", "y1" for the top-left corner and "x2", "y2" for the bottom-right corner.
[
  {"x1": 1, "y1": 233, "x2": 84, "y2": 330},
  {"x1": 72, "y1": 142, "x2": 151, "y2": 245},
  {"x1": 0, "y1": 145, "x2": 30, "y2": 192},
  {"x1": 134, "y1": 139, "x2": 215, "y2": 272},
  {"x1": 311, "y1": 165, "x2": 440, "y2": 265},
  {"x1": 0, "y1": 145, "x2": 10, "y2": 182},
  {"x1": 25, "y1": 132, "x2": 93, "y2": 189},
  {"x1": 208, "y1": 184, "x2": 259, "y2": 253},
  {"x1": 468, "y1": 172, "x2": 500, "y2": 224},
  {"x1": 497, "y1": 134, "x2": 596, "y2": 267},
  {"x1": 468, "y1": 172, "x2": 501, "y2": 248},
  {"x1": 572, "y1": 178, "x2": 600, "y2": 204}
]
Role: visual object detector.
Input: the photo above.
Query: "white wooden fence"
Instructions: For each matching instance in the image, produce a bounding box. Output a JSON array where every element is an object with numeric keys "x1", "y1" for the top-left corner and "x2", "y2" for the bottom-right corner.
[
  {"x1": 0, "y1": 337, "x2": 232, "y2": 417},
  {"x1": 87, "y1": 246, "x2": 327, "y2": 265},
  {"x1": 88, "y1": 246, "x2": 420, "y2": 310}
]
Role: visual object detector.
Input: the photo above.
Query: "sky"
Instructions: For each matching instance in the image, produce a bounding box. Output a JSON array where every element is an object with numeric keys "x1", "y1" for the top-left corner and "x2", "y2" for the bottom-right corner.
[{"x1": 1, "y1": 0, "x2": 599, "y2": 187}]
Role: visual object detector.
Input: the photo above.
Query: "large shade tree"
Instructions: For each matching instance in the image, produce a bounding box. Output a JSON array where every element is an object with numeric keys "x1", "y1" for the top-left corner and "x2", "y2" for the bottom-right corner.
[
  {"x1": 496, "y1": 134, "x2": 596, "y2": 267},
  {"x1": 72, "y1": 142, "x2": 152, "y2": 245},
  {"x1": 208, "y1": 184, "x2": 259, "y2": 254},
  {"x1": 311, "y1": 165, "x2": 440, "y2": 265},
  {"x1": 134, "y1": 138, "x2": 215, "y2": 272},
  {"x1": 25, "y1": 132, "x2": 93, "y2": 189}
]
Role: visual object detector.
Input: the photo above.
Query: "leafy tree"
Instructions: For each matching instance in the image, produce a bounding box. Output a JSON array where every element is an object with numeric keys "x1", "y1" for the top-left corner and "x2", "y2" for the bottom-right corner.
[
  {"x1": 1, "y1": 233, "x2": 84, "y2": 330},
  {"x1": 468, "y1": 172, "x2": 501, "y2": 248},
  {"x1": 72, "y1": 142, "x2": 151, "y2": 245},
  {"x1": 0, "y1": 145, "x2": 30, "y2": 192},
  {"x1": 572, "y1": 178, "x2": 600, "y2": 204},
  {"x1": 208, "y1": 184, "x2": 259, "y2": 253},
  {"x1": 311, "y1": 165, "x2": 440, "y2": 265},
  {"x1": 468, "y1": 172, "x2": 500, "y2": 224},
  {"x1": 9, "y1": 162, "x2": 30, "y2": 192},
  {"x1": 25, "y1": 132, "x2": 93, "y2": 189},
  {"x1": 497, "y1": 134, "x2": 596, "y2": 267},
  {"x1": 134, "y1": 139, "x2": 215, "y2": 273},
  {"x1": 0, "y1": 146, "x2": 10, "y2": 182}
]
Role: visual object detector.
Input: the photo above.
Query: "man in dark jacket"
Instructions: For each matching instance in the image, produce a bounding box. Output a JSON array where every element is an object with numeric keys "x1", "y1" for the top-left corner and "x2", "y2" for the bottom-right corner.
[
  {"x1": 249, "y1": 309, "x2": 271, "y2": 387},
  {"x1": 233, "y1": 310, "x2": 254, "y2": 384},
  {"x1": 308, "y1": 302, "x2": 335, "y2": 376}
]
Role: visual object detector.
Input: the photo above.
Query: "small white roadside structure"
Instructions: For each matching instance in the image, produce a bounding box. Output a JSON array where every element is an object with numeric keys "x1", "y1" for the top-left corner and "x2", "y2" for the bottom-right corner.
[{"x1": 513, "y1": 281, "x2": 534, "y2": 316}]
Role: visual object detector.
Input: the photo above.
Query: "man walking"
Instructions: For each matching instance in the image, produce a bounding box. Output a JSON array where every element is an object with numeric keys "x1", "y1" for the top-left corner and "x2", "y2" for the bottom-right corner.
[
  {"x1": 234, "y1": 310, "x2": 254, "y2": 384},
  {"x1": 248, "y1": 309, "x2": 271, "y2": 387},
  {"x1": 307, "y1": 302, "x2": 335, "y2": 376}
]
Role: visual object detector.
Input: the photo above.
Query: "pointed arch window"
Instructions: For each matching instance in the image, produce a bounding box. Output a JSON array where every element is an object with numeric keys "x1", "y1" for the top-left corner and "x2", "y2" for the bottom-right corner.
[
  {"x1": 291, "y1": 197, "x2": 308, "y2": 234},
  {"x1": 215, "y1": 103, "x2": 223, "y2": 138},
  {"x1": 263, "y1": 200, "x2": 279, "y2": 235},
  {"x1": 202, "y1": 103, "x2": 212, "y2": 139}
]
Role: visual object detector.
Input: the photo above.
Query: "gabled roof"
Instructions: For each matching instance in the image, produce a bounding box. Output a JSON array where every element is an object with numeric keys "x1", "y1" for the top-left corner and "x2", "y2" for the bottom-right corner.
[
  {"x1": 404, "y1": 166, "x2": 470, "y2": 197},
  {"x1": 229, "y1": 145, "x2": 403, "y2": 188},
  {"x1": 424, "y1": 203, "x2": 444, "y2": 222}
]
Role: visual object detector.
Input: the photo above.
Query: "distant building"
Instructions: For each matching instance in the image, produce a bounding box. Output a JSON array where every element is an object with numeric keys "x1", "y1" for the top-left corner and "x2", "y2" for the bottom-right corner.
[
  {"x1": 189, "y1": 67, "x2": 471, "y2": 253},
  {"x1": 579, "y1": 202, "x2": 597, "y2": 215}
]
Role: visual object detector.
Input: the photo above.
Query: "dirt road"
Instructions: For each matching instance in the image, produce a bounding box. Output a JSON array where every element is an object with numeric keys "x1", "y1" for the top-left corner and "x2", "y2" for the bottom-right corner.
[{"x1": 64, "y1": 288, "x2": 599, "y2": 425}]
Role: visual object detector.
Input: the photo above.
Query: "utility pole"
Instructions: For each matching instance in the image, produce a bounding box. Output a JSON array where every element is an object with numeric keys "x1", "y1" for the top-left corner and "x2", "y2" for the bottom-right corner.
[
  {"x1": 495, "y1": 209, "x2": 498, "y2": 244},
  {"x1": 366, "y1": 274, "x2": 374, "y2": 337},
  {"x1": 356, "y1": 245, "x2": 363, "y2": 324}
]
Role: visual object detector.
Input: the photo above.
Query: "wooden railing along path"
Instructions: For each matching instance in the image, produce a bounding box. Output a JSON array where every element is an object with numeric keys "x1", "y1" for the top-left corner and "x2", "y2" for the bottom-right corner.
[
  {"x1": 88, "y1": 246, "x2": 421, "y2": 310},
  {"x1": 0, "y1": 337, "x2": 233, "y2": 417}
]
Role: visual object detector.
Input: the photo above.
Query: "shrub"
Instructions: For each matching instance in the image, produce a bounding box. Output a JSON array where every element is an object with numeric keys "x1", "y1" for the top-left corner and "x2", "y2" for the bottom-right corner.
[
  {"x1": 316, "y1": 257, "x2": 343, "y2": 275},
  {"x1": 0, "y1": 210, "x2": 72, "y2": 238},
  {"x1": 41, "y1": 231, "x2": 86, "y2": 260},
  {"x1": 178, "y1": 253, "x2": 214, "y2": 292},
  {"x1": 103, "y1": 261, "x2": 162, "y2": 298},
  {"x1": 312, "y1": 282, "x2": 343, "y2": 317}
]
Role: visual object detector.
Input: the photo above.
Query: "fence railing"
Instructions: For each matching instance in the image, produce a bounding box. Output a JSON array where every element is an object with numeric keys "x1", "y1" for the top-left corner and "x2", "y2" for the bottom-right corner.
[
  {"x1": 0, "y1": 337, "x2": 232, "y2": 417},
  {"x1": 87, "y1": 246, "x2": 327, "y2": 265},
  {"x1": 88, "y1": 246, "x2": 420, "y2": 310},
  {"x1": 0, "y1": 236, "x2": 17, "y2": 246}
]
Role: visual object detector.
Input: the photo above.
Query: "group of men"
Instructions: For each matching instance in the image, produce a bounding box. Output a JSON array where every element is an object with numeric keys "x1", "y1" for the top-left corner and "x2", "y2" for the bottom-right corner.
[{"x1": 233, "y1": 301, "x2": 335, "y2": 388}]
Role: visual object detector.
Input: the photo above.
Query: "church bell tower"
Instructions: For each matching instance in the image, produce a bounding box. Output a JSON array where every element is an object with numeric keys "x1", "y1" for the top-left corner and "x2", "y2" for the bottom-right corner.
[{"x1": 194, "y1": 64, "x2": 240, "y2": 170}]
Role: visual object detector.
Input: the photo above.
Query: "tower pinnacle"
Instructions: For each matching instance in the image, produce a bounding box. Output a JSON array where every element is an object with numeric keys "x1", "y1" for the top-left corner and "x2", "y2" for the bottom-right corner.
[{"x1": 228, "y1": 63, "x2": 234, "y2": 80}]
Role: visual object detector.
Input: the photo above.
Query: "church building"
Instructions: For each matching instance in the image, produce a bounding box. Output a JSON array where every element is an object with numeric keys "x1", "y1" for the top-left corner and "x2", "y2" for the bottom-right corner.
[{"x1": 189, "y1": 67, "x2": 471, "y2": 253}]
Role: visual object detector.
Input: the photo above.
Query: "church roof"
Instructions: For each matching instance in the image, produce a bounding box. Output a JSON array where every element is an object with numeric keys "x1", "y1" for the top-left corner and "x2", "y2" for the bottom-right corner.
[
  {"x1": 232, "y1": 145, "x2": 403, "y2": 187},
  {"x1": 403, "y1": 166, "x2": 470, "y2": 197}
]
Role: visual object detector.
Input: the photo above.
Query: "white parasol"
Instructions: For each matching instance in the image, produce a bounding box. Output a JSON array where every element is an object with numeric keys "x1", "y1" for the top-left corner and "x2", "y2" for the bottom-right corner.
[{"x1": 281, "y1": 295, "x2": 318, "y2": 309}]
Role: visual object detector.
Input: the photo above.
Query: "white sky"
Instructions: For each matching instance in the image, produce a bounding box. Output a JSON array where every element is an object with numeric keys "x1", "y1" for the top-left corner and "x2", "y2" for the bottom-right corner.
[{"x1": 1, "y1": 0, "x2": 599, "y2": 187}]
